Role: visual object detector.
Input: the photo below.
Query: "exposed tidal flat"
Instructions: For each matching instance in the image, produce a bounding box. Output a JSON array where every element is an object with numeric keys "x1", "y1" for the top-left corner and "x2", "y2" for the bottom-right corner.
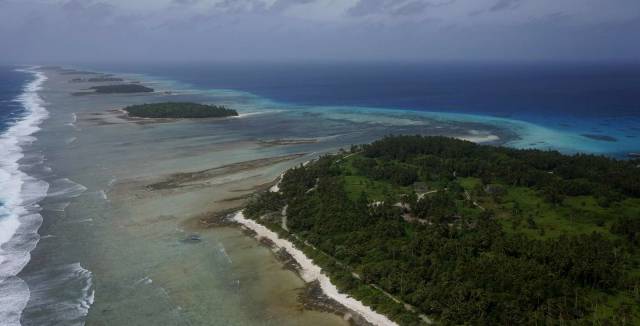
[
  {"x1": 17, "y1": 66, "x2": 623, "y2": 325},
  {"x1": 20, "y1": 68, "x2": 360, "y2": 326}
]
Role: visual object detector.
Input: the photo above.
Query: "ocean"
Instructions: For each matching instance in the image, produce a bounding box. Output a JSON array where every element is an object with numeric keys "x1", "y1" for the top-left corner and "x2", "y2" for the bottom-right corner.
[
  {"x1": 1, "y1": 63, "x2": 639, "y2": 326},
  {"x1": 93, "y1": 62, "x2": 640, "y2": 156},
  {"x1": 0, "y1": 67, "x2": 49, "y2": 325}
]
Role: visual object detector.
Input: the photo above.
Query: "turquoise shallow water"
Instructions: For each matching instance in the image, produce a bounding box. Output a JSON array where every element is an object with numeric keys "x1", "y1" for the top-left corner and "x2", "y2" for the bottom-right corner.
[
  {"x1": 105, "y1": 69, "x2": 640, "y2": 157},
  {"x1": 11, "y1": 64, "x2": 638, "y2": 326},
  {"x1": 88, "y1": 62, "x2": 640, "y2": 157}
]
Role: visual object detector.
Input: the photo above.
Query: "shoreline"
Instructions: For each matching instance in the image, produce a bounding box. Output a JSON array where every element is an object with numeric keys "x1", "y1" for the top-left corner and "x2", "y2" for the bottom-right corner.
[
  {"x1": 17, "y1": 64, "x2": 638, "y2": 325},
  {"x1": 69, "y1": 64, "x2": 640, "y2": 157},
  {"x1": 0, "y1": 67, "x2": 50, "y2": 325},
  {"x1": 231, "y1": 211, "x2": 399, "y2": 326}
]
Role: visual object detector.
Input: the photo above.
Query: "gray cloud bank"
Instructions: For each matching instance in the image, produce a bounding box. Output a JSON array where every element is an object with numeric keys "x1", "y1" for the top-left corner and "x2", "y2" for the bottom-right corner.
[{"x1": 1, "y1": 0, "x2": 639, "y2": 63}]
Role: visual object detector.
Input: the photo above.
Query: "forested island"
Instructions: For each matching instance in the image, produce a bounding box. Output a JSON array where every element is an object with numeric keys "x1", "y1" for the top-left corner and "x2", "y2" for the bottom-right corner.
[
  {"x1": 70, "y1": 76, "x2": 124, "y2": 83},
  {"x1": 124, "y1": 102, "x2": 238, "y2": 118},
  {"x1": 245, "y1": 135, "x2": 640, "y2": 325},
  {"x1": 91, "y1": 84, "x2": 154, "y2": 94}
]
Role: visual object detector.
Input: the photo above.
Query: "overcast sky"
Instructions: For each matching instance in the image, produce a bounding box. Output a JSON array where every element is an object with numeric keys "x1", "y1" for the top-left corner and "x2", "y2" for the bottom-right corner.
[{"x1": 1, "y1": 0, "x2": 639, "y2": 63}]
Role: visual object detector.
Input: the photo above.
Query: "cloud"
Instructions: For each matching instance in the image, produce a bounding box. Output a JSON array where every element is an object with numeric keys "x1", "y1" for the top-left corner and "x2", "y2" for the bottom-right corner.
[
  {"x1": 0, "y1": 0, "x2": 639, "y2": 63},
  {"x1": 347, "y1": 0, "x2": 455, "y2": 17},
  {"x1": 172, "y1": 0, "x2": 200, "y2": 6},
  {"x1": 347, "y1": 0, "x2": 385, "y2": 16},
  {"x1": 60, "y1": 0, "x2": 117, "y2": 17},
  {"x1": 213, "y1": 0, "x2": 268, "y2": 13},
  {"x1": 271, "y1": 0, "x2": 318, "y2": 12},
  {"x1": 490, "y1": 0, "x2": 522, "y2": 12},
  {"x1": 392, "y1": 1, "x2": 431, "y2": 16},
  {"x1": 210, "y1": 0, "x2": 318, "y2": 14}
]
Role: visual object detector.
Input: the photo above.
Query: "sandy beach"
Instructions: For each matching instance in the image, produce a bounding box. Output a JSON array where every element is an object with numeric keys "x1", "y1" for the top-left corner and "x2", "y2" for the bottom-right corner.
[{"x1": 232, "y1": 211, "x2": 397, "y2": 326}]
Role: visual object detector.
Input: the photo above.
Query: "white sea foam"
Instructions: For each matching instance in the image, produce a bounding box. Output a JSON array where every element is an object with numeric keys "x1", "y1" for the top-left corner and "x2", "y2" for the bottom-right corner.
[
  {"x1": 0, "y1": 276, "x2": 29, "y2": 326},
  {"x1": 133, "y1": 276, "x2": 153, "y2": 286},
  {"x1": 45, "y1": 202, "x2": 70, "y2": 212},
  {"x1": 235, "y1": 110, "x2": 284, "y2": 118},
  {"x1": 46, "y1": 178, "x2": 88, "y2": 199},
  {"x1": 217, "y1": 243, "x2": 233, "y2": 264},
  {"x1": 0, "y1": 67, "x2": 50, "y2": 325},
  {"x1": 20, "y1": 263, "x2": 94, "y2": 326},
  {"x1": 66, "y1": 113, "x2": 81, "y2": 131},
  {"x1": 97, "y1": 190, "x2": 108, "y2": 202},
  {"x1": 232, "y1": 211, "x2": 398, "y2": 326},
  {"x1": 67, "y1": 218, "x2": 94, "y2": 224}
]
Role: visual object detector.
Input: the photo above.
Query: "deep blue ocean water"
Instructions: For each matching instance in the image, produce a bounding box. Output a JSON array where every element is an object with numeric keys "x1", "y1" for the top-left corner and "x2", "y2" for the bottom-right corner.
[
  {"x1": 93, "y1": 63, "x2": 639, "y2": 116},
  {"x1": 0, "y1": 67, "x2": 52, "y2": 325},
  {"x1": 0, "y1": 67, "x2": 28, "y2": 132},
  {"x1": 93, "y1": 62, "x2": 640, "y2": 155}
]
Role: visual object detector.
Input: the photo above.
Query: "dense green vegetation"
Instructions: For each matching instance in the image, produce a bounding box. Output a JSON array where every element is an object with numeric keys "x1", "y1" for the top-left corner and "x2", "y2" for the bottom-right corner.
[
  {"x1": 245, "y1": 135, "x2": 640, "y2": 325},
  {"x1": 90, "y1": 84, "x2": 154, "y2": 93},
  {"x1": 70, "y1": 77, "x2": 124, "y2": 83},
  {"x1": 88, "y1": 77, "x2": 124, "y2": 82},
  {"x1": 124, "y1": 102, "x2": 238, "y2": 118}
]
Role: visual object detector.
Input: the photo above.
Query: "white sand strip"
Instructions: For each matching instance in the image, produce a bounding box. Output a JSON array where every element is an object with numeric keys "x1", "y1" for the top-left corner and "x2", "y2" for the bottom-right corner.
[
  {"x1": 269, "y1": 159, "x2": 315, "y2": 193},
  {"x1": 269, "y1": 172, "x2": 284, "y2": 192},
  {"x1": 457, "y1": 134, "x2": 500, "y2": 143},
  {"x1": 232, "y1": 211, "x2": 398, "y2": 326}
]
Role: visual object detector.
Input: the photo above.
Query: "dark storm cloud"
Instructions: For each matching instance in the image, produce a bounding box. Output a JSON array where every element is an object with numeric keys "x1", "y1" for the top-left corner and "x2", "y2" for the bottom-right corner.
[
  {"x1": 211, "y1": 0, "x2": 316, "y2": 14},
  {"x1": 392, "y1": 1, "x2": 433, "y2": 16},
  {"x1": 347, "y1": 0, "x2": 386, "y2": 16},
  {"x1": 60, "y1": 0, "x2": 117, "y2": 17},
  {"x1": 348, "y1": 0, "x2": 455, "y2": 17},
  {"x1": 271, "y1": 0, "x2": 318, "y2": 12},
  {"x1": 172, "y1": 0, "x2": 200, "y2": 4},
  {"x1": 1, "y1": 0, "x2": 639, "y2": 63},
  {"x1": 490, "y1": 0, "x2": 522, "y2": 12},
  {"x1": 171, "y1": 0, "x2": 201, "y2": 6},
  {"x1": 213, "y1": 0, "x2": 267, "y2": 13}
]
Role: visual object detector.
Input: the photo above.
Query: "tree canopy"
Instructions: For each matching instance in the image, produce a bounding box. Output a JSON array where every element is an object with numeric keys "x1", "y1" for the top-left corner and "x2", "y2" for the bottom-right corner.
[
  {"x1": 246, "y1": 135, "x2": 640, "y2": 325},
  {"x1": 124, "y1": 102, "x2": 238, "y2": 118}
]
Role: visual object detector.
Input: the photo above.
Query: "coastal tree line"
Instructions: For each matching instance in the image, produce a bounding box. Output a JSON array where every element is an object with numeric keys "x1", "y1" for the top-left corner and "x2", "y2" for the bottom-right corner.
[{"x1": 245, "y1": 135, "x2": 640, "y2": 325}]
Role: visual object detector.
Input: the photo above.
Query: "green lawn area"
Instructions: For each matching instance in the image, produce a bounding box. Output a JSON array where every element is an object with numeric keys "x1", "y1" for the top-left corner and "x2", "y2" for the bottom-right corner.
[
  {"x1": 457, "y1": 181, "x2": 624, "y2": 240},
  {"x1": 590, "y1": 290, "x2": 639, "y2": 323},
  {"x1": 485, "y1": 187, "x2": 612, "y2": 239},
  {"x1": 342, "y1": 175, "x2": 410, "y2": 202},
  {"x1": 338, "y1": 155, "x2": 412, "y2": 202},
  {"x1": 337, "y1": 154, "x2": 358, "y2": 175},
  {"x1": 458, "y1": 177, "x2": 482, "y2": 190},
  {"x1": 454, "y1": 177, "x2": 640, "y2": 321},
  {"x1": 341, "y1": 160, "x2": 632, "y2": 241},
  {"x1": 614, "y1": 198, "x2": 640, "y2": 219}
]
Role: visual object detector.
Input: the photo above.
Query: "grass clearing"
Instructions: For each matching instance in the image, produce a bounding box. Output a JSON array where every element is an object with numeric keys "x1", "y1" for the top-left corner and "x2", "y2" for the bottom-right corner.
[{"x1": 342, "y1": 175, "x2": 410, "y2": 202}]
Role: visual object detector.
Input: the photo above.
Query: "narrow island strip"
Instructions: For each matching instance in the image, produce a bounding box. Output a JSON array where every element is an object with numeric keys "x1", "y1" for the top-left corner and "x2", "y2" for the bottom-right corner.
[
  {"x1": 231, "y1": 210, "x2": 399, "y2": 326},
  {"x1": 72, "y1": 84, "x2": 154, "y2": 95},
  {"x1": 124, "y1": 102, "x2": 238, "y2": 119}
]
